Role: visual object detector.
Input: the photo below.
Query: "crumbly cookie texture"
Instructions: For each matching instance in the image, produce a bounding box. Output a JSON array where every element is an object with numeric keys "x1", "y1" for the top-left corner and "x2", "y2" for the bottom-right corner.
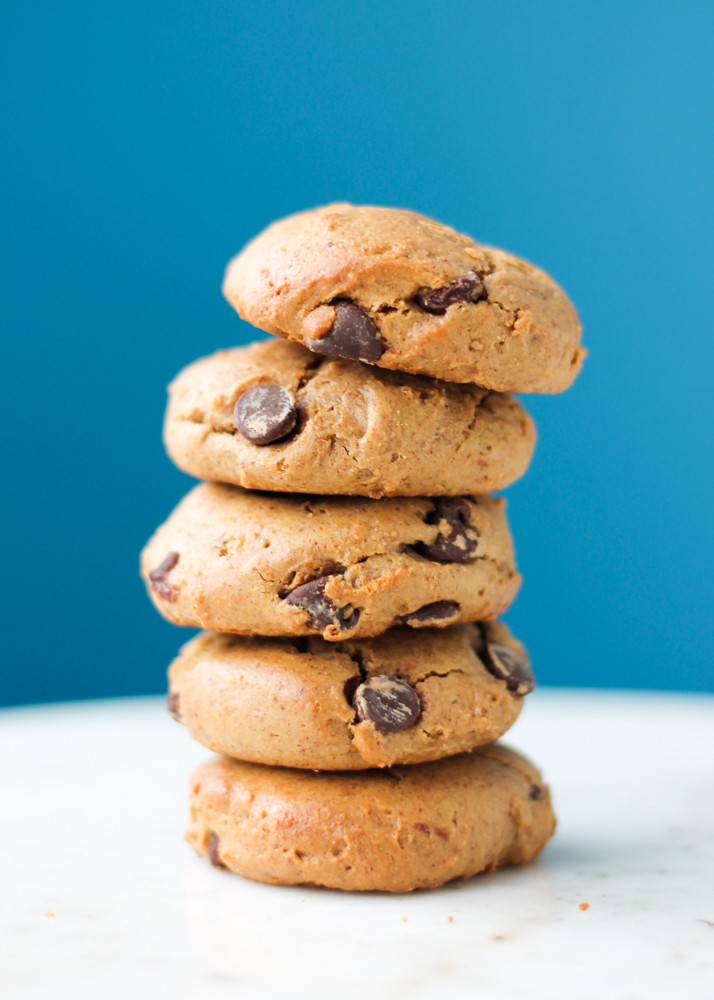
[
  {"x1": 140, "y1": 482, "x2": 520, "y2": 640},
  {"x1": 168, "y1": 620, "x2": 532, "y2": 769},
  {"x1": 186, "y1": 745, "x2": 556, "y2": 892},
  {"x1": 163, "y1": 339, "x2": 535, "y2": 498},
  {"x1": 223, "y1": 203, "x2": 584, "y2": 393}
]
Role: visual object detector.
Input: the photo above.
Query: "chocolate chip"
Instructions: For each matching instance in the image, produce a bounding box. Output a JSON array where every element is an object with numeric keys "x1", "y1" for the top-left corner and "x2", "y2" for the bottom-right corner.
[
  {"x1": 401, "y1": 600, "x2": 461, "y2": 625},
  {"x1": 307, "y1": 300, "x2": 384, "y2": 363},
  {"x1": 529, "y1": 784, "x2": 545, "y2": 801},
  {"x1": 234, "y1": 385, "x2": 297, "y2": 445},
  {"x1": 208, "y1": 833, "x2": 227, "y2": 870},
  {"x1": 417, "y1": 498, "x2": 479, "y2": 563},
  {"x1": 482, "y1": 641, "x2": 536, "y2": 696},
  {"x1": 285, "y1": 575, "x2": 360, "y2": 632},
  {"x1": 343, "y1": 674, "x2": 362, "y2": 705},
  {"x1": 167, "y1": 692, "x2": 181, "y2": 721},
  {"x1": 149, "y1": 552, "x2": 180, "y2": 601},
  {"x1": 352, "y1": 675, "x2": 421, "y2": 733},
  {"x1": 415, "y1": 270, "x2": 487, "y2": 314}
]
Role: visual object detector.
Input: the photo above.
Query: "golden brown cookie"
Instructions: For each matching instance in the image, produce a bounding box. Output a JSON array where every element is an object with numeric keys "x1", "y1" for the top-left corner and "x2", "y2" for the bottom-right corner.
[
  {"x1": 168, "y1": 620, "x2": 534, "y2": 769},
  {"x1": 223, "y1": 203, "x2": 584, "y2": 393},
  {"x1": 186, "y1": 745, "x2": 556, "y2": 891},
  {"x1": 163, "y1": 339, "x2": 535, "y2": 498},
  {"x1": 140, "y1": 482, "x2": 520, "y2": 640}
]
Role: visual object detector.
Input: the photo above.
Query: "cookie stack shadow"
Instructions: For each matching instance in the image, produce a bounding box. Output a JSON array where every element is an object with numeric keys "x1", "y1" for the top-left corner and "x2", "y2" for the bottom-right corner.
[{"x1": 140, "y1": 204, "x2": 584, "y2": 892}]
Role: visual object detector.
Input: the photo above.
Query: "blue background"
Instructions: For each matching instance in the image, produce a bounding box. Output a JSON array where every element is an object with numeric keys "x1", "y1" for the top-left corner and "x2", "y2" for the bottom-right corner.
[{"x1": 2, "y1": 1, "x2": 713, "y2": 706}]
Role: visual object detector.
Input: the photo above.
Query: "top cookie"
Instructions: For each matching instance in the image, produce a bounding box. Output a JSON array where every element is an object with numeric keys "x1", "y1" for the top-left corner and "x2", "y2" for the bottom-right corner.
[{"x1": 223, "y1": 204, "x2": 584, "y2": 393}]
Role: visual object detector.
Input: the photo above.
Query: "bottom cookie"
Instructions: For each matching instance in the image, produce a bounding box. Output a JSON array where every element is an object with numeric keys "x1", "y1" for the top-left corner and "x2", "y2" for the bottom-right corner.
[{"x1": 186, "y1": 746, "x2": 555, "y2": 892}]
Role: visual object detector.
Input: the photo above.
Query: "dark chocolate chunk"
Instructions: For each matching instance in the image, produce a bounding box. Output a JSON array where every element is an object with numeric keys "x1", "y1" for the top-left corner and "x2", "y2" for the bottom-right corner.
[
  {"x1": 167, "y1": 691, "x2": 181, "y2": 721},
  {"x1": 352, "y1": 675, "x2": 421, "y2": 733},
  {"x1": 149, "y1": 552, "x2": 180, "y2": 601},
  {"x1": 285, "y1": 575, "x2": 360, "y2": 632},
  {"x1": 343, "y1": 674, "x2": 362, "y2": 706},
  {"x1": 401, "y1": 600, "x2": 461, "y2": 625},
  {"x1": 208, "y1": 833, "x2": 227, "y2": 870},
  {"x1": 234, "y1": 384, "x2": 297, "y2": 445},
  {"x1": 417, "y1": 498, "x2": 479, "y2": 563},
  {"x1": 307, "y1": 300, "x2": 384, "y2": 363},
  {"x1": 482, "y1": 641, "x2": 535, "y2": 696},
  {"x1": 415, "y1": 270, "x2": 487, "y2": 315},
  {"x1": 529, "y1": 784, "x2": 545, "y2": 801}
]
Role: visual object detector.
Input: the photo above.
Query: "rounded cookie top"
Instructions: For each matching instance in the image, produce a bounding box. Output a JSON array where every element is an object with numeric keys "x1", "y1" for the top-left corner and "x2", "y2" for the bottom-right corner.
[
  {"x1": 223, "y1": 204, "x2": 584, "y2": 393},
  {"x1": 186, "y1": 745, "x2": 556, "y2": 892},
  {"x1": 140, "y1": 482, "x2": 520, "y2": 640},
  {"x1": 164, "y1": 339, "x2": 536, "y2": 498},
  {"x1": 168, "y1": 620, "x2": 534, "y2": 770}
]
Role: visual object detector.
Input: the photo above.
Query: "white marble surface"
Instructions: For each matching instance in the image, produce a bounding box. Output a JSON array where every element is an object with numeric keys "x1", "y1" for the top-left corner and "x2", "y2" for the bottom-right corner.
[{"x1": 1, "y1": 690, "x2": 713, "y2": 999}]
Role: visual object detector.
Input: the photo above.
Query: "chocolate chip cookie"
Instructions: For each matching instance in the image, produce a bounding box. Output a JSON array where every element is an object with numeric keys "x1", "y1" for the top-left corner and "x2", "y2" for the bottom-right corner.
[
  {"x1": 163, "y1": 339, "x2": 535, "y2": 497},
  {"x1": 223, "y1": 203, "x2": 584, "y2": 393},
  {"x1": 168, "y1": 620, "x2": 533, "y2": 769},
  {"x1": 140, "y1": 482, "x2": 520, "y2": 639},
  {"x1": 185, "y1": 745, "x2": 555, "y2": 891}
]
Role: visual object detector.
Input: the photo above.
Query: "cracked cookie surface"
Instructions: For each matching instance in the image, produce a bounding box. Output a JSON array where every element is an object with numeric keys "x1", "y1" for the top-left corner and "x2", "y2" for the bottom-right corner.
[
  {"x1": 163, "y1": 339, "x2": 535, "y2": 497},
  {"x1": 168, "y1": 621, "x2": 530, "y2": 769},
  {"x1": 185, "y1": 744, "x2": 556, "y2": 891},
  {"x1": 140, "y1": 482, "x2": 520, "y2": 639},
  {"x1": 223, "y1": 203, "x2": 584, "y2": 393}
]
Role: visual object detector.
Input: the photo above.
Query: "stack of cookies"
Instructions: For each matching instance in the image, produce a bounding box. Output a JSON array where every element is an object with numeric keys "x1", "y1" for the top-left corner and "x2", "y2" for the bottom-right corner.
[{"x1": 141, "y1": 204, "x2": 584, "y2": 892}]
